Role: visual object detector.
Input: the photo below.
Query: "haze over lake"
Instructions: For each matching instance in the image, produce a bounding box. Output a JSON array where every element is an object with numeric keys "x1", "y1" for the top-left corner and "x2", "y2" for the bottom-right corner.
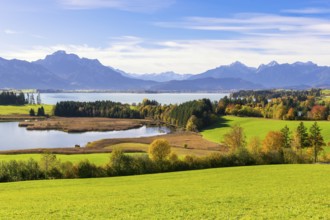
[{"x1": 40, "y1": 93, "x2": 229, "y2": 105}]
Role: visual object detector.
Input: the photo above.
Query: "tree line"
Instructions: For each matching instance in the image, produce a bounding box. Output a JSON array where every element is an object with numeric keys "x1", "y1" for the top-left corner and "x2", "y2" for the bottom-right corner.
[
  {"x1": 54, "y1": 101, "x2": 141, "y2": 118},
  {"x1": 0, "y1": 91, "x2": 26, "y2": 105},
  {"x1": 54, "y1": 98, "x2": 217, "y2": 131},
  {"x1": 139, "y1": 98, "x2": 215, "y2": 130},
  {"x1": 217, "y1": 89, "x2": 330, "y2": 120},
  {"x1": 222, "y1": 122, "x2": 327, "y2": 164},
  {"x1": 2, "y1": 132, "x2": 329, "y2": 183}
]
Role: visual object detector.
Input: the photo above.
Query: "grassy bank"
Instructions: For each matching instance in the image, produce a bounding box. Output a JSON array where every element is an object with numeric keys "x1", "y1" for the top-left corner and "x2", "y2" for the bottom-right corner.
[
  {"x1": 202, "y1": 116, "x2": 330, "y2": 143},
  {"x1": 0, "y1": 165, "x2": 329, "y2": 219},
  {"x1": 0, "y1": 104, "x2": 54, "y2": 115}
]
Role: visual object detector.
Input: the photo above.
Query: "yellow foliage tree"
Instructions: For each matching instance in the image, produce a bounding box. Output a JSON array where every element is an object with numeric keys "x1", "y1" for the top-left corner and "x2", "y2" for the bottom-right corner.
[
  {"x1": 262, "y1": 131, "x2": 284, "y2": 153},
  {"x1": 148, "y1": 139, "x2": 171, "y2": 161},
  {"x1": 223, "y1": 124, "x2": 246, "y2": 152}
]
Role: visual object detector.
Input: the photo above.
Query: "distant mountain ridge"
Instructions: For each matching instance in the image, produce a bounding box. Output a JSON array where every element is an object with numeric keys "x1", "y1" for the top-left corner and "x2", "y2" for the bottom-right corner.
[
  {"x1": 33, "y1": 51, "x2": 155, "y2": 90},
  {"x1": 0, "y1": 51, "x2": 329, "y2": 91},
  {"x1": 191, "y1": 61, "x2": 330, "y2": 88}
]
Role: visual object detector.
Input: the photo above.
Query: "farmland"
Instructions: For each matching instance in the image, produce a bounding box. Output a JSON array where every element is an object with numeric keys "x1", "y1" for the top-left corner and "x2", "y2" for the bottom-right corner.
[
  {"x1": 0, "y1": 104, "x2": 54, "y2": 116},
  {"x1": 0, "y1": 165, "x2": 329, "y2": 219},
  {"x1": 202, "y1": 116, "x2": 330, "y2": 144}
]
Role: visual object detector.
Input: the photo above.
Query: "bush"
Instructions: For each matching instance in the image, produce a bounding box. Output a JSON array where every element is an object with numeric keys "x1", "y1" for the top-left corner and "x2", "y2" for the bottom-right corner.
[
  {"x1": 75, "y1": 160, "x2": 105, "y2": 178},
  {"x1": 108, "y1": 147, "x2": 134, "y2": 176},
  {"x1": 0, "y1": 159, "x2": 43, "y2": 182}
]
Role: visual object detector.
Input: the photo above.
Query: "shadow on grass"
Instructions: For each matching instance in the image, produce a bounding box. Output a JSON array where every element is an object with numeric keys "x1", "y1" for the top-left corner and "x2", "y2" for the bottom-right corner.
[{"x1": 202, "y1": 116, "x2": 232, "y2": 131}]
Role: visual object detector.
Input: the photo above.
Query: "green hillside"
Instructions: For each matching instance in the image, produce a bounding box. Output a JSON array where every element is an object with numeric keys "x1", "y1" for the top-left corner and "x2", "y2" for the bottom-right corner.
[
  {"x1": 202, "y1": 116, "x2": 330, "y2": 143},
  {"x1": 1, "y1": 165, "x2": 330, "y2": 219}
]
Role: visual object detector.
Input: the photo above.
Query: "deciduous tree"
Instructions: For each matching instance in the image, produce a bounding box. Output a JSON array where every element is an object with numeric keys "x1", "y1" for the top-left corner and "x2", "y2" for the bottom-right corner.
[
  {"x1": 148, "y1": 139, "x2": 171, "y2": 162},
  {"x1": 223, "y1": 124, "x2": 246, "y2": 152},
  {"x1": 262, "y1": 131, "x2": 284, "y2": 153}
]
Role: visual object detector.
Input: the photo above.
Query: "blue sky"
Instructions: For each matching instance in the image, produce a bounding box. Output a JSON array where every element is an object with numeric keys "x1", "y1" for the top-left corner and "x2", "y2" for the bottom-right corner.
[{"x1": 1, "y1": 0, "x2": 330, "y2": 74}]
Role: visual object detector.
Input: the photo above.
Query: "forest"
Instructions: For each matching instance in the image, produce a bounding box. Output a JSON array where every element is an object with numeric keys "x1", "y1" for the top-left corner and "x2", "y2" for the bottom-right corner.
[
  {"x1": 0, "y1": 91, "x2": 26, "y2": 105},
  {"x1": 54, "y1": 101, "x2": 141, "y2": 118},
  {"x1": 52, "y1": 89, "x2": 330, "y2": 131},
  {"x1": 216, "y1": 89, "x2": 330, "y2": 120}
]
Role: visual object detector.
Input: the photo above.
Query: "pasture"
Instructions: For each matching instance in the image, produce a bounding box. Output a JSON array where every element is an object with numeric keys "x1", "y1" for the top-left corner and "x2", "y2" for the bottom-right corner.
[
  {"x1": 0, "y1": 165, "x2": 329, "y2": 219},
  {"x1": 0, "y1": 153, "x2": 112, "y2": 166},
  {"x1": 0, "y1": 104, "x2": 54, "y2": 115},
  {"x1": 202, "y1": 116, "x2": 330, "y2": 144}
]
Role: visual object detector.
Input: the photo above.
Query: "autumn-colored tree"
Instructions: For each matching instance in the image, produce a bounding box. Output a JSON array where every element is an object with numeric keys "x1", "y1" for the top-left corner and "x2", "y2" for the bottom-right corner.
[
  {"x1": 247, "y1": 136, "x2": 261, "y2": 155},
  {"x1": 273, "y1": 103, "x2": 286, "y2": 119},
  {"x1": 286, "y1": 108, "x2": 295, "y2": 120},
  {"x1": 186, "y1": 115, "x2": 199, "y2": 131},
  {"x1": 262, "y1": 131, "x2": 284, "y2": 153},
  {"x1": 309, "y1": 122, "x2": 325, "y2": 163},
  {"x1": 223, "y1": 124, "x2": 246, "y2": 152},
  {"x1": 310, "y1": 105, "x2": 327, "y2": 120},
  {"x1": 148, "y1": 139, "x2": 171, "y2": 162}
]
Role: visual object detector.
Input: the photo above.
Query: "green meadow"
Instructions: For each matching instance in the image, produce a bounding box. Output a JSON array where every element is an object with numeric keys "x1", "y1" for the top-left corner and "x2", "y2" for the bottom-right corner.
[
  {"x1": 0, "y1": 153, "x2": 112, "y2": 166},
  {"x1": 0, "y1": 165, "x2": 329, "y2": 219},
  {"x1": 0, "y1": 104, "x2": 54, "y2": 115},
  {"x1": 202, "y1": 116, "x2": 330, "y2": 144}
]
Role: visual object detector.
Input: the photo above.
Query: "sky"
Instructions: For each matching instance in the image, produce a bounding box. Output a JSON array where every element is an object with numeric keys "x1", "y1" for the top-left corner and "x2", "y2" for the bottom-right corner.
[{"x1": 1, "y1": 0, "x2": 330, "y2": 74}]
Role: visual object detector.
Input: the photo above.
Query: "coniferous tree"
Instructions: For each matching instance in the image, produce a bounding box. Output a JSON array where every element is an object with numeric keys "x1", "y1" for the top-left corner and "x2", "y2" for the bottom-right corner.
[
  {"x1": 29, "y1": 108, "x2": 35, "y2": 116},
  {"x1": 281, "y1": 125, "x2": 292, "y2": 148},
  {"x1": 37, "y1": 106, "x2": 45, "y2": 116},
  {"x1": 296, "y1": 122, "x2": 310, "y2": 150},
  {"x1": 309, "y1": 122, "x2": 325, "y2": 163}
]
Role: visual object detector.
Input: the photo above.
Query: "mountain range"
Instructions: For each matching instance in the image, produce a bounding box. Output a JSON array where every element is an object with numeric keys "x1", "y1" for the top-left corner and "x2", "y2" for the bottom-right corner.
[{"x1": 0, "y1": 51, "x2": 329, "y2": 91}]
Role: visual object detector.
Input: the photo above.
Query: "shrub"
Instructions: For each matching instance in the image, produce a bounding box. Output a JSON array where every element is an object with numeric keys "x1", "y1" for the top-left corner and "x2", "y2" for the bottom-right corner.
[
  {"x1": 108, "y1": 147, "x2": 134, "y2": 176},
  {"x1": 75, "y1": 160, "x2": 105, "y2": 178}
]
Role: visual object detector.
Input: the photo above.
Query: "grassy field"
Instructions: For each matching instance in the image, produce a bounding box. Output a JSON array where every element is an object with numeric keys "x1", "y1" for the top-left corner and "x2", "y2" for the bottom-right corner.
[
  {"x1": 202, "y1": 116, "x2": 330, "y2": 144},
  {"x1": 321, "y1": 89, "x2": 330, "y2": 96},
  {"x1": 0, "y1": 164, "x2": 329, "y2": 219},
  {"x1": 0, "y1": 153, "x2": 112, "y2": 166},
  {"x1": 0, "y1": 104, "x2": 54, "y2": 115}
]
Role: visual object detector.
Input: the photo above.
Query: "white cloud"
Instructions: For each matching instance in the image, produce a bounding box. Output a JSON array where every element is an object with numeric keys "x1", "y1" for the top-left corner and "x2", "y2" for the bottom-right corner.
[
  {"x1": 282, "y1": 8, "x2": 330, "y2": 14},
  {"x1": 155, "y1": 13, "x2": 330, "y2": 36},
  {"x1": 1, "y1": 13, "x2": 330, "y2": 74},
  {"x1": 4, "y1": 29, "x2": 20, "y2": 35},
  {"x1": 59, "y1": 0, "x2": 175, "y2": 12}
]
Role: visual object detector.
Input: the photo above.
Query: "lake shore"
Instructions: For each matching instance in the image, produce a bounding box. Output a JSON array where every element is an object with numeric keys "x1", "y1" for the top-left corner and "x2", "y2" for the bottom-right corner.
[{"x1": 0, "y1": 115, "x2": 46, "y2": 121}]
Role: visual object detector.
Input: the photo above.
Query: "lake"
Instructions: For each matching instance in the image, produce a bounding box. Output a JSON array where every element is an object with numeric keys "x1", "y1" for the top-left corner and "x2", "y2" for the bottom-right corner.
[
  {"x1": 40, "y1": 93, "x2": 229, "y2": 105},
  {"x1": 3, "y1": 92, "x2": 228, "y2": 151},
  {"x1": 0, "y1": 122, "x2": 170, "y2": 150}
]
